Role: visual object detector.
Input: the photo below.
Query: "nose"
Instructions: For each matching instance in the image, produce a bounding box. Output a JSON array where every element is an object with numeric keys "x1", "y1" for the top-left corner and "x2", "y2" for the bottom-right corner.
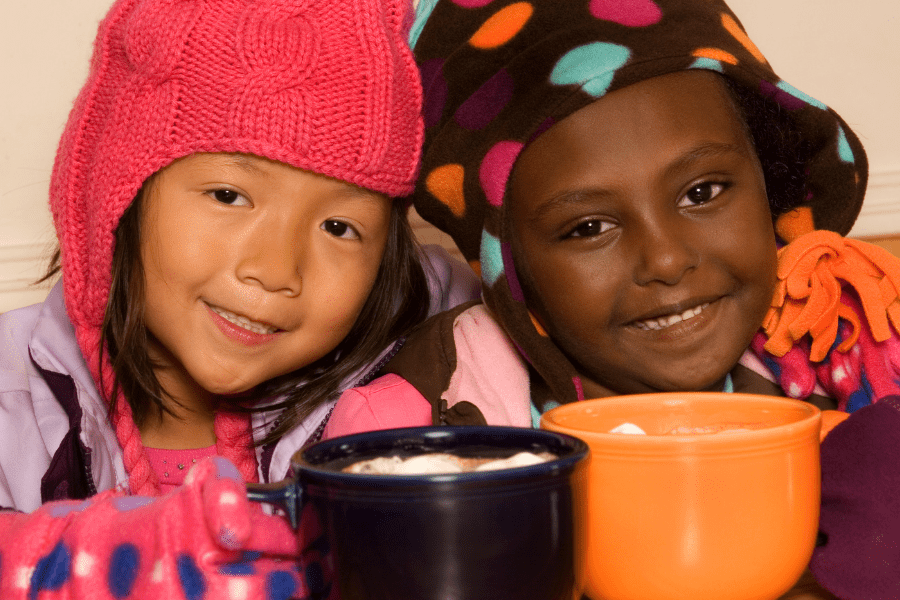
[
  {"x1": 632, "y1": 219, "x2": 699, "y2": 286},
  {"x1": 235, "y1": 217, "x2": 304, "y2": 296}
]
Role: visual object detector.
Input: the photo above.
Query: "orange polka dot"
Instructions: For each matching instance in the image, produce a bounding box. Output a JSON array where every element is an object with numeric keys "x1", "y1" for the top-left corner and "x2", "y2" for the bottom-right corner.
[
  {"x1": 469, "y1": 2, "x2": 534, "y2": 50},
  {"x1": 529, "y1": 311, "x2": 548, "y2": 337},
  {"x1": 468, "y1": 260, "x2": 482, "y2": 278},
  {"x1": 721, "y1": 13, "x2": 766, "y2": 64},
  {"x1": 775, "y1": 207, "x2": 815, "y2": 242},
  {"x1": 425, "y1": 164, "x2": 466, "y2": 217},
  {"x1": 692, "y1": 47, "x2": 738, "y2": 66}
]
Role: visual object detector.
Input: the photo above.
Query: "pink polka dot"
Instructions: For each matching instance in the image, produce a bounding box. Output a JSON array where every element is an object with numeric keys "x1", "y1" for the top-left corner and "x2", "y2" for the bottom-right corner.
[
  {"x1": 480, "y1": 141, "x2": 523, "y2": 207},
  {"x1": 453, "y1": 0, "x2": 495, "y2": 7},
  {"x1": 454, "y1": 69, "x2": 513, "y2": 130},
  {"x1": 419, "y1": 58, "x2": 448, "y2": 128},
  {"x1": 589, "y1": 0, "x2": 662, "y2": 27}
]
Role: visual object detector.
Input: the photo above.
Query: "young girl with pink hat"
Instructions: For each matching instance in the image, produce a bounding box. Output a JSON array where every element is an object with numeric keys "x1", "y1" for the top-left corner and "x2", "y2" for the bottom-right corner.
[{"x1": 0, "y1": 0, "x2": 478, "y2": 597}]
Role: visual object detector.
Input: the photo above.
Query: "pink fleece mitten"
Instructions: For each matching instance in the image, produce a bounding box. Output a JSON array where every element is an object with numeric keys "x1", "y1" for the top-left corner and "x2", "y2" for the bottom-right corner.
[{"x1": 0, "y1": 456, "x2": 306, "y2": 600}]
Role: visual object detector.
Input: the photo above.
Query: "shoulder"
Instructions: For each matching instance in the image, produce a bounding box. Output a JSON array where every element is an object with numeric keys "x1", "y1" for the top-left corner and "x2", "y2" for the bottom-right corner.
[
  {"x1": 444, "y1": 304, "x2": 533, "y2": 426},
  {"x1": 380, "y1": 301, "x2": 490, "y2": 401},
  {"x1": 0, "y1": 284, "x2": 124, "y2": 509},
  {"x1": 0, "y1": 299, "x2": 46, "y2": 390},
  {"x1": 381, "y1": 302, "x2": 533, "y2": 427},
  {"x1": 323, "y1": 373, "x2": 432, "y2": 439}
]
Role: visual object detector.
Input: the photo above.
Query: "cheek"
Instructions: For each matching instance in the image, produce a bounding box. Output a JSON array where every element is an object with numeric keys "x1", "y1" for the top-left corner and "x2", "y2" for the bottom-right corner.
[
  {"x1": 724, "y1": 213, "x2": 778, "y2": 326},
  {"x1": 519, "y1": 245, "x2": 617, "y2": 336},
  {"x1": 144, "y1": 210, "x2": 222, "y2": 282},
  {"x1": 321, "y1": 249, "x2": 384, "y2": 322},
  {"x1": 737, "y1": 216, "x2": 777, "y2": 283}
]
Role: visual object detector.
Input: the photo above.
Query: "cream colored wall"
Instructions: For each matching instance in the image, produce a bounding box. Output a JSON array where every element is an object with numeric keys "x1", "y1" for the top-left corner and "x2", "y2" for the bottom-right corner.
[
  {"x1": 0, "y1": 0, "x2": 112, "y2": 312},
  {"x1": 2, "y1": 0, "x2": 899, "y2": 313}
]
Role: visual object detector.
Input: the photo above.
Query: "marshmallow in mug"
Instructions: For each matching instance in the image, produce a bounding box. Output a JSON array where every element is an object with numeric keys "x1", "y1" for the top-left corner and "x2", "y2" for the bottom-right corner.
[
  {"x1": 344, "y1": 452, "x2": 553, "y2": 475},
  {"x1": 609, "y1": 423, "x2": 763, "y2": 435}
]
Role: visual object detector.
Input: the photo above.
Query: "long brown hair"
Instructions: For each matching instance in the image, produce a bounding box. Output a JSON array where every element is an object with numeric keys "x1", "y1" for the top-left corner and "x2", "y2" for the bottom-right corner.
[{"x1": 47, "y1": 184, "x2": 431, "y2": 443}]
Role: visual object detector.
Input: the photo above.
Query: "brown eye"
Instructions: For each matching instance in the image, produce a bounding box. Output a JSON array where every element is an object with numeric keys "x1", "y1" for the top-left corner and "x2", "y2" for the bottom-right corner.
[
  {"x1": 209, "y1": 189, "x2": 248, "y2": 206},
  {"x1": 565, "y1": 219, "x2": 612, "y2": 239},
  {"x1": 681, "y1": 182, "x2": 727, "y2": 206},
  {"x1": 322, "y1": 220, "x2": 359, "y2": 239}
]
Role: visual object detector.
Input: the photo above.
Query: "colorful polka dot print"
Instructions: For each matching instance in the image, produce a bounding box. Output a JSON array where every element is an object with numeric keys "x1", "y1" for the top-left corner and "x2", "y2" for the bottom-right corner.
[
  {"x1": 2, "y1": 458, "x2": 314, "y2": 600},
  {"x1": 409, "y1": 0, "x2": 868, "y2": 405}
]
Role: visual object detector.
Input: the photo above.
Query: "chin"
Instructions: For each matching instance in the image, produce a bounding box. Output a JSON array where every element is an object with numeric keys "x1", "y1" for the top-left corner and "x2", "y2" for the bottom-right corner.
[
  {"x1": 201, "y1": 377, "x2": 259, "y2": 397},
  {"x1": 657, "y1": 373, "x2": 730, "y2": 393}
]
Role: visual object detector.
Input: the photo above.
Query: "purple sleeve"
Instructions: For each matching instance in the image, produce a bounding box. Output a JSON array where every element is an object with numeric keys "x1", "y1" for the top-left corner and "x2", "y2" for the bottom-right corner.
[{"x1": 810, "y1": 397, "x2": 900, "y2": 599}]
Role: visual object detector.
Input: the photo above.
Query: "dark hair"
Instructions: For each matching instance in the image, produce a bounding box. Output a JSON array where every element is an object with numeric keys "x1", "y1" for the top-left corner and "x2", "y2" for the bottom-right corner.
[
  {"x1": 36, "y1": 191, "x2": 163, "y2": 425},
  {"x1": 722, "y1": 77, "x2": 815, "y2": 219},
  {"x1": 100, "y1": 189, "x2": 166, "y2": 427},
  {"x1": 49, "y1": 184, "x2": 432, "y2": 444}
]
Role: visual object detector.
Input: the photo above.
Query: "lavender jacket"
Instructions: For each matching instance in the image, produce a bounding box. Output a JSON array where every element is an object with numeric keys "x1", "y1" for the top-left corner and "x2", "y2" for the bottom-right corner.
[{"x1": 0, "y1": 245, "x2": 480, "y2": 513}]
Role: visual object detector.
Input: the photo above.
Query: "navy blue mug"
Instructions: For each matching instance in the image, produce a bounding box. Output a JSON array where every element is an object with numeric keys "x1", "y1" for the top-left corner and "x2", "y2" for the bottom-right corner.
[{"x1": 248, "y1": 426, "x2": 589, "y2": 600}]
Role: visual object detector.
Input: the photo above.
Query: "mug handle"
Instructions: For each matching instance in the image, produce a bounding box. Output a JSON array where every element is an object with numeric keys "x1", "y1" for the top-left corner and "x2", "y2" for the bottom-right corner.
[{"x1": 246, "y1": 480, "x2": 303, "y2": 529}]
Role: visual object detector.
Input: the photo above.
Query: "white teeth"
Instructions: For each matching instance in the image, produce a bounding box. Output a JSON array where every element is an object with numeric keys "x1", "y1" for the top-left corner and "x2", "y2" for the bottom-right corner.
[
  {"x1": 210, "y1": 306, "x2": 277, "y2": 335},
  {"x1": 634, "y1": 303, "x2": 709, "y2": 331}
]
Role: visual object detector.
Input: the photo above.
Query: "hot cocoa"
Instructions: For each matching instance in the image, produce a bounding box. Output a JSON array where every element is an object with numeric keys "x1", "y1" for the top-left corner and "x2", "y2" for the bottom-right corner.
[{"x1": 343, "y1": 451, "x2": 555, "y2": 475}]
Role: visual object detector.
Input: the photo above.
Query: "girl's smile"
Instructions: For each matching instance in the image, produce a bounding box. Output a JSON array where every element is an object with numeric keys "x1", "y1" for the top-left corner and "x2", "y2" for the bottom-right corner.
[
  {"x1": 630, "y1": 300, "x2": 712, "y2": 331},
  {"x1": 623, "y1": 295, "x2": 726, "y2": 350},
  {"x1": 508, "y1": 71, "x2": 778, "y2": 398},
  {"x1": 206, "y1": 303, "x2": 282, "y2": 342}
]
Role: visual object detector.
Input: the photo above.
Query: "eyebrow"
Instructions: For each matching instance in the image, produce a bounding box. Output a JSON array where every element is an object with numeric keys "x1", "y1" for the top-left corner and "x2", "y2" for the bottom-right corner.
[
  {"x1": 527, "y1": 141, "x2": 747, "y2": 222},
  {"x1": 528, "y1": 188, "x2": 614, "y2": 224},
  {"x1": 209, "y1": 154, "x2": 387, "y2": 202},
  {"x1": 217, "y1": 154, "x2": 269, "y2": 176},
  {"x1": 662, "y1": 141, "x2": 747, "y2": 181}
]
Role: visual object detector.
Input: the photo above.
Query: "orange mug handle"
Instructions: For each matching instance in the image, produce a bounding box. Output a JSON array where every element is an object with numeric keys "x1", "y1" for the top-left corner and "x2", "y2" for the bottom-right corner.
[{"x1": 819, "y1": 409, "x2": 850, "y2": 442}]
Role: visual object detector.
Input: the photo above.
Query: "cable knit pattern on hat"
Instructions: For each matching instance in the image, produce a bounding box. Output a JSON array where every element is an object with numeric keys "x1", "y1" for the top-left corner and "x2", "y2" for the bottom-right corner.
[{"x1": 48, "y1": 0, "x2": 423, "y2": 496}]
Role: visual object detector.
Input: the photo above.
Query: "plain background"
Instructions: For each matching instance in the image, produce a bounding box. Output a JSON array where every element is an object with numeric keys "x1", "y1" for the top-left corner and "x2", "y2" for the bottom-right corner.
[{"x1": 1, "y1": 0, "x2": 899, "y2": 312}]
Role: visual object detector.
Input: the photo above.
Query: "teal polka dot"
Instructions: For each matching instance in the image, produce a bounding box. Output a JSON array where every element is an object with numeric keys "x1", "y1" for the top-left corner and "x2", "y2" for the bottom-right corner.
[
  {"x1": 532, "y1": 399, "x2": 561, "y2": 427},
  {"x1": 544, "y1": 399, "x2": 561, "y2": 412},
  {"x1": 688, "y1": 57, "x2": 724, "y2": 72},
  {"x1": 837, "y1": 125, "x2": 854, "y2": 163},
  {"x1": 550, "y1": 42, "x2": 631, "y2": 97},
  {"x1": 481, "y1": 230, "x2": 504, "y2": 286},
  {"x1": 775, "y1": 81, "x2": 827, "y2": 111},
  {"x1": 409, "y1": 0, "x2": 439, "y2": 48}
]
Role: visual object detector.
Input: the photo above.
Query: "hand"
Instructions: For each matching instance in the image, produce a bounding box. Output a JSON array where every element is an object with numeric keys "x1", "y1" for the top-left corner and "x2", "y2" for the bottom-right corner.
[{"x1": 2, "y1": 457, "x2": 306, "y2": 600}]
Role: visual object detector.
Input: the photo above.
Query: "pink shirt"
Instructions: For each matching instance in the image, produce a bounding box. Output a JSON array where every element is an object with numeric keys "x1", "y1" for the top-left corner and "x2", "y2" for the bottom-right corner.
[{"x1": 145, "y1": 445, "x2": 217, "y2": 494}]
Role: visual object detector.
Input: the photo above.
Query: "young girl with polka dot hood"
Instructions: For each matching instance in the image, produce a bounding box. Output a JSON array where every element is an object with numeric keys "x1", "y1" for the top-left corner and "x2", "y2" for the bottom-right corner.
[
  {"x1": 0, "y1": 0, "x2": 479, "y2": 597},
  {"x1": 327, "y1": 0, "x2": 900, "y2": 597}
]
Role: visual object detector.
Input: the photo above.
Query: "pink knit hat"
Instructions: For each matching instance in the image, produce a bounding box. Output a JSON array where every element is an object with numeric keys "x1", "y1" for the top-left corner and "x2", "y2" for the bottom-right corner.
[{"x1": 49, "y1": 0, "x2": 423, "y2": 494}]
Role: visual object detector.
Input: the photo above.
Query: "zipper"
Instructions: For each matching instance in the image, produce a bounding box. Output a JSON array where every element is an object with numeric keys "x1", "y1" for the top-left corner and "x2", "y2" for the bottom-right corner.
[{"x1": 83, "y1": 445, "x2": 97, "y2": 496}]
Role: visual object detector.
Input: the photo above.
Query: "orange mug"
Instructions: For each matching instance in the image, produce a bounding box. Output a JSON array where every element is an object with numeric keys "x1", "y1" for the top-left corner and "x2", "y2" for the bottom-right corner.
[{"x1": 541, "y1": 393, "x2": 822, "y2": 600}]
